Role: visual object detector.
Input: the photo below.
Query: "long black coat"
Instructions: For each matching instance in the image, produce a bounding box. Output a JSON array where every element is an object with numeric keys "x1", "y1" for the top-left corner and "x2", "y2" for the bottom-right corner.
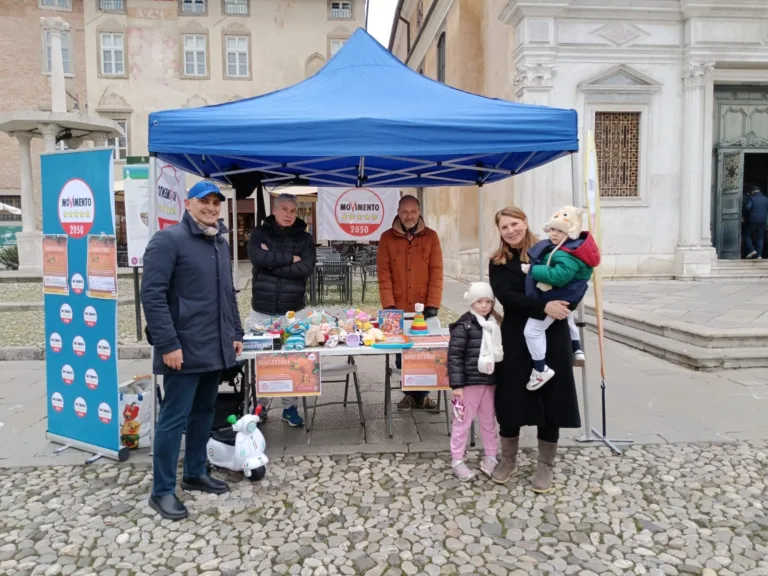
[
  {"x1": 248, "y1": 216, "x2": 316, "y2": 316},
  {"x1": 447, "y1": 312, "x2": 495, "y2": 389},
  {"x1": 489, "y1": 254, "x2": 581, "y2": 434},
  {"x1": 141, "y1": 211, "x2": 244, "y2": 375}
]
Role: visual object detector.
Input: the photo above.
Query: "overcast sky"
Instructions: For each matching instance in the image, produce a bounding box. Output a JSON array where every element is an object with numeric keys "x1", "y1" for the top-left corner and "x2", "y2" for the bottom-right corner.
[{"x1": 366, "y1": 0, "x2": 398, "y2": 47}]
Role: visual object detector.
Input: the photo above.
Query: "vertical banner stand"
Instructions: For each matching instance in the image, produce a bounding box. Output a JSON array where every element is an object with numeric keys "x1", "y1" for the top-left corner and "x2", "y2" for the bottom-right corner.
[
  {"x1": 42, "y1": 148, "x2": 129, "y2": 463},
  {"x1": 148, "y1": 154, "x2": 158, "y2": 458},
  {"x1": 133, "y1": 267, "x2": 142, "y2": 341},
  {"x1": 570, "y1": 152, "x2": 632, "y2": 455}
]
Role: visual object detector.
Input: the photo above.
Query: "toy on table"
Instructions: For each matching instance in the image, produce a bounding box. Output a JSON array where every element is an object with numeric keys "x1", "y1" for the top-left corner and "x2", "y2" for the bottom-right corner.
[
  {"x1": 346, "y1": 333, "x2": 361, "y2": 347},
  {"x1": 409, "y1": 303, "x2": 430, "y2": 335},
  {"x1": 371, "y1": 334, "x2": 413, "y2": 349},
  {"x1": 362, "y1": 328, "x2": 385, "y2": 346},
  {"x1": 284, "y1": 315, "x2": 309, "y2": 351},
  {"x1": 379, "y1": 309, "x2": 405, "y2": 335},
  {"x1": 305, "y1": 325, "x2": 325, "y2": 347},
  {"x1": 326, "y1": 327, "x2": 347, "y2": 348}
]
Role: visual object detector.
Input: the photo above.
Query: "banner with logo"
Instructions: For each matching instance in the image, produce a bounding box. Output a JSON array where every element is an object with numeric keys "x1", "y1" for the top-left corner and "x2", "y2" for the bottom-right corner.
[
  {"x1": 123, "y1": 164, "x2": 149, "y2": 267},
  {"x1": 41, "y1": 148, "x2": 125, "y2": 460},
  {"x1": 584, "y1": 130, "x2": 606, "y2": 380},
  {"x1": 155, "y1": 160, "x2": 185, "y2": 231},
  {"x1": 317, "y1": 187, "x2": 400, "y2": 241}
]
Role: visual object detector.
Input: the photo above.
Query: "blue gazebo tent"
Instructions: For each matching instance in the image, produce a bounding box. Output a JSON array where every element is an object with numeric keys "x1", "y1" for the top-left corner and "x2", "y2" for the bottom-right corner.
[{"x1": 147, "y1": 28, "x2": 577, "y2": 191}]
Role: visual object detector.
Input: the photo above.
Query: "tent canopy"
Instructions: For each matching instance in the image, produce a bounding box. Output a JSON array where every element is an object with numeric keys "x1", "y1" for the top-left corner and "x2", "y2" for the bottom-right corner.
[{"x1": 148, "y1": 28, "x2": 578, "y2": 190}]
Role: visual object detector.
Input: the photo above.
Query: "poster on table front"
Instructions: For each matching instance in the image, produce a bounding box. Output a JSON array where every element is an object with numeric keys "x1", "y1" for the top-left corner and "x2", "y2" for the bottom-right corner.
[
  {"x1": 255, "y1": 352, "x2": 321, "y2": 397},
  {"x1": 402, "y1": 335, "x2": 450, "y2": 392},
  {"x1": 41, "y1": 148, "x2": 121, "y2": 456},
  {"x1": 317, "y1": 187, "x2": 400, "y2": 241}
]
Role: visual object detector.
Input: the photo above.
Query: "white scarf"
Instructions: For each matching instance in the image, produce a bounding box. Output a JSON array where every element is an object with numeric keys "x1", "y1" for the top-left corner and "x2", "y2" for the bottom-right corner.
[{"x1": 471, "y1": 311, "x2": 503, "y2": 375}]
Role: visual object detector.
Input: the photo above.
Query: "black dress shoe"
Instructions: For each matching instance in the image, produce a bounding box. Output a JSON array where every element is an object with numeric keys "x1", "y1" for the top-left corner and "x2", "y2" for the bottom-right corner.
[
  {"x1": 181, "y1": 474, "x2": 229, "y2": 494},
  {"x1": 149, "y1": 494, "x2": 188, "y2": 521}
]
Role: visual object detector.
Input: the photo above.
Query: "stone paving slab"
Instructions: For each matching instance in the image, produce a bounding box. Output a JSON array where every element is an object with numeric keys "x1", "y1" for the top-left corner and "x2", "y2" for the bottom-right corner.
[
  {"x1": 0, "y1": 442, "x2": 766, "y2": 576},
  {"x1": 589, "y1": 281, "x2": 768, "y2": 331}
]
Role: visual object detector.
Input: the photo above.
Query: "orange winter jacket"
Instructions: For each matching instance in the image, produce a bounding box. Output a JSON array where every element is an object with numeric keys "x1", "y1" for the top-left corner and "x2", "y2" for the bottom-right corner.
[{"x1": 377, "y1": 216, "x2": 443, "y2": 313}]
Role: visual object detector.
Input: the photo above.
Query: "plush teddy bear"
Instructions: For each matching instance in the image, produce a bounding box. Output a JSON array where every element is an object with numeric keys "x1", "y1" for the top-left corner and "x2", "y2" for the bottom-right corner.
[
  {"x1": 305, "y1": 325, "x2": 325, "y2": 348},
  {"x1": 284, "y1": 319, "x2": 309, "y2": 351}
]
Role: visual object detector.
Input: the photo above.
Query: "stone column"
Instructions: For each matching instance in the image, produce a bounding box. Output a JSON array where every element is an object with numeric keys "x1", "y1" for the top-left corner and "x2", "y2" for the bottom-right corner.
[
  {"x1": 38, "y1": 123, "x2": 61, "y2": 152},
  {"x1": 675, "y1": 60, "x2": 717, "y2": 277},
  {"x1": 89, "y1": 131, "x2": 110, "y2": 148},
  {"x1": 513, "y1": 60, "x2": 557, "y2": 232},
  {"x1": 40, "y1": 16, "x2": 69, "y2": 114},
  {"x1": 13, "y1": 133, "x2": 43, "y2": 274}
]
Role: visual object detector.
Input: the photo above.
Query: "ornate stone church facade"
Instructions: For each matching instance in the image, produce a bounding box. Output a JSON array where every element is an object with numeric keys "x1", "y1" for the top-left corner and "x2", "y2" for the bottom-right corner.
[{"x1": 390, "y1": 0, "x2": 768, "y2": 279}]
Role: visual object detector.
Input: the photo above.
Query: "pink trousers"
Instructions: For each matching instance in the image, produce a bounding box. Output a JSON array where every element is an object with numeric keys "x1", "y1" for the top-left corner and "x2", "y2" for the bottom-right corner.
[{"x1": 450, "y1": 385, "x2": 498, "y2": 461}]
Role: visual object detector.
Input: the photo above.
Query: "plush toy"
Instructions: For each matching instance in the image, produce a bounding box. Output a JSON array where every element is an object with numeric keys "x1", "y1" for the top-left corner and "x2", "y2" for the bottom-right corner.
[
  {"x1": 308, "y1": 310, "x2": 335, "y2": 326},
  {"x1": 326, "y1": 327, "x2": 347, "y2": 348},
  {"x1": 362, "y1": 328, "x2": 385, "y2": 346},
  {"x1": 305, "y1": 325, "x2": 325, "y2": 348},
  {"x1": 284, "y1": 319, "x2": 309, "y2": 351}
]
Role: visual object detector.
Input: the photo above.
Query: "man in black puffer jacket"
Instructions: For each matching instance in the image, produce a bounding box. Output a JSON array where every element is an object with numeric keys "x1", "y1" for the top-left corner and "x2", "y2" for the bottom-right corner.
[{"x1": 248, "y1": 193, "x2": 316, "y2": 426}]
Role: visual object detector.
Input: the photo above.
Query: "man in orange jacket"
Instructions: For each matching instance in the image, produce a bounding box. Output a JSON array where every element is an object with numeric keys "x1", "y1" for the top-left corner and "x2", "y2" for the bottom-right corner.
[{"x1": 377, "y1": 195, "x2": 444, "y2": 410}]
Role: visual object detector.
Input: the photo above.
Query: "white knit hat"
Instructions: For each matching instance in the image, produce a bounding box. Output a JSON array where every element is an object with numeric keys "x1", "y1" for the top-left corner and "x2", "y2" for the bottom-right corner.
[{"x1": 464, "y1": 282, "x2": 495, "y2": 305}]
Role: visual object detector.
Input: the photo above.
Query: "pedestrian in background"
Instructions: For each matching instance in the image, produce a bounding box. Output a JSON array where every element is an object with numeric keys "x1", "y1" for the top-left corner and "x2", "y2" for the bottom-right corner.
[
  {"x1": 743, "y1": 185, "x2": 768, "y2": 259},
  {"x1": 142, "y1": 180, "x2": 244, "y2": 521}
]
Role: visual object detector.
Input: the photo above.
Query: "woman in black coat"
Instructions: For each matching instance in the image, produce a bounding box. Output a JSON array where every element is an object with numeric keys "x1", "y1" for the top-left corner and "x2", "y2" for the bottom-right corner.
[{"x1": 488, "y1": 206, "x2": 581, "y2": 493}]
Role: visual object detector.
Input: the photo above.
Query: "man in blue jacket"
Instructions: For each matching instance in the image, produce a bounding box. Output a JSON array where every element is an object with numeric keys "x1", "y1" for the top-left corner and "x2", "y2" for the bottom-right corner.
[
  {"x1": 744, "y1": 185, "x2": 768, "y2": 259},
  {"x1": 141, "y1": 180, "x2": 244, "y2": 521}
]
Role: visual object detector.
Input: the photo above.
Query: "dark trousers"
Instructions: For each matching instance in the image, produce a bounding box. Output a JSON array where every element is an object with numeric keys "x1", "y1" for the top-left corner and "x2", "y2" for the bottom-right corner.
[
  {"x1": 744, "y1": 223, "x2": 766, "y2": 257},
  {"x1": 395, "y1": 354, "x2": 428, "y2": 400},
  {"x1": 153, "y1": 370, "x2": 222, "y2": 496},
  {"x1": 500, "y1": 425, "x2": 559, "y2": 443}
]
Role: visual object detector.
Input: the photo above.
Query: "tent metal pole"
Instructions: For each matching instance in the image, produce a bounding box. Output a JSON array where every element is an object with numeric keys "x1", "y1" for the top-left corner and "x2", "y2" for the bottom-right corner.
[
  {"x1": 478, "y1": 186, "x2": 484, "y2": 281},
  {"x1": 570, "y1": 152, "x2": 593, "y2": 443},
  {"x1": 232, "y1": 192, "x2": 239, "y2": 289},
  {"x1": 148, "y1": 154, "x2": 158, "y2": 459}
]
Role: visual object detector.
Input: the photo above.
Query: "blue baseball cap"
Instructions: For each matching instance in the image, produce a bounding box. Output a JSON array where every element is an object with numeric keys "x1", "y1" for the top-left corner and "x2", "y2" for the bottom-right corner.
[{"x1": 188, "y1": 180, "x2": 225, "y2": 200}]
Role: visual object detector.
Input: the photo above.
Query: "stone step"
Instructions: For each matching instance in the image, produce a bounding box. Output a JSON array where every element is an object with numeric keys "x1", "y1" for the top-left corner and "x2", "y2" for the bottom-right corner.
[
  {"x1": 583, "y1": 302, "x2": 768, "y2": 349},
  {"x1": 583, "y1": 314, "x2": 768, "y2": 371},
  {"x1": 706, "y1": 260, "x2": 768, "y2": 279}
]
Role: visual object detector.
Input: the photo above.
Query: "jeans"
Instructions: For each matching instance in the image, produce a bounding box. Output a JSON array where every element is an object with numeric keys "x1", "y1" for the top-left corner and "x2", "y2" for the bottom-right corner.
[
  {"x1": 153, "y1": 370, "x2": 222, "y2": 496},
  {"x1": 500, "y1": 425, "x2": 559, "y2": 443},
  {"x1": 744, "y1": 223, "x2": 766, "y2": 257},
  {"x1": 395, "y1": 354, "x2": 428, "y2": 400}
]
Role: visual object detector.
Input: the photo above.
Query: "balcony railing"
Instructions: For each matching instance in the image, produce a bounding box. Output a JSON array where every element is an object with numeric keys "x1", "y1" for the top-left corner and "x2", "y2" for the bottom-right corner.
[
  {"x1": 330, "y1": 7, "x2": 351, "y2": 19},
  {"x1": 99, "y1": 0, "x2": 124, "y2": 11},
  {"x1": 224, "y1": 1, "x2": 248, "y2": 15},
  {"x1": 41, "y1": 0, "x2": 71, "y2": 7},
  {"x1": 181, "y1": 1, "x2": 206, "y2": 13}
]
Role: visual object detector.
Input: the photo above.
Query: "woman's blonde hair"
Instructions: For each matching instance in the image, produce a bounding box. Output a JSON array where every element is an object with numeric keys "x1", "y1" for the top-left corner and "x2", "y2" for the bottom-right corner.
[{"x1": 489, "y1": 206, "x2": 539, "y2": 265}]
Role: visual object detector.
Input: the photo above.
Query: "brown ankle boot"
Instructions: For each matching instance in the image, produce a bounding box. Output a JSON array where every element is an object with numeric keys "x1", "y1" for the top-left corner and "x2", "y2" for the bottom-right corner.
[
  {"x1": 491, "y1": 436, "x2": 519, "y2": 484},
  {"x1": 531, "y1": 439, "x2": 557, "y2": 494}
]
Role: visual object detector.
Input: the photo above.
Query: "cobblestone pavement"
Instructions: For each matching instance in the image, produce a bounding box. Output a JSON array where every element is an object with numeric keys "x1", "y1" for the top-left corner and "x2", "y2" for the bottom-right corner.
[
  {"x1": 1, "y1": 442, "x2": 767, "y2": 576},
  {"x1": 0, "y1": 275, "x2": 459, "y2": 347}
]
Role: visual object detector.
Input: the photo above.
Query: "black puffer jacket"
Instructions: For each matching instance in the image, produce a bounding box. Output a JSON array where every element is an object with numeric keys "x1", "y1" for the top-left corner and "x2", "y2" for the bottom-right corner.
[
  {"x1": 447, "y1": 312, "x2": 495, "y2": 389},
  {"x1": 248, "y1": 216, "x2": 316, "y2": 316}
]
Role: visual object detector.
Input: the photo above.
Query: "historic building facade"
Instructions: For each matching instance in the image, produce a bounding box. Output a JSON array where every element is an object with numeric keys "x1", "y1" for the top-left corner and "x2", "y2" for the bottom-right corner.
[{"x1": 390, "y1": 0, "x2": 768, "y2": 280}]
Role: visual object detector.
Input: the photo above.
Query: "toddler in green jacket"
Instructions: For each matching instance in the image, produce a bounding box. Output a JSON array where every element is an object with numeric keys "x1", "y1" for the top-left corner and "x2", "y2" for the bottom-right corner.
[{"x1": 521, "y1": 206, "x2": 601, "y2": 390}]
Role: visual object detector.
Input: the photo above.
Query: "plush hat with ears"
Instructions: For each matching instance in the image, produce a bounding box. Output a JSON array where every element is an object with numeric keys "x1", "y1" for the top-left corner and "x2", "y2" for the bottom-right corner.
[{"x1": 543, "y1": 206, "x2": 585, "y2": 240}]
